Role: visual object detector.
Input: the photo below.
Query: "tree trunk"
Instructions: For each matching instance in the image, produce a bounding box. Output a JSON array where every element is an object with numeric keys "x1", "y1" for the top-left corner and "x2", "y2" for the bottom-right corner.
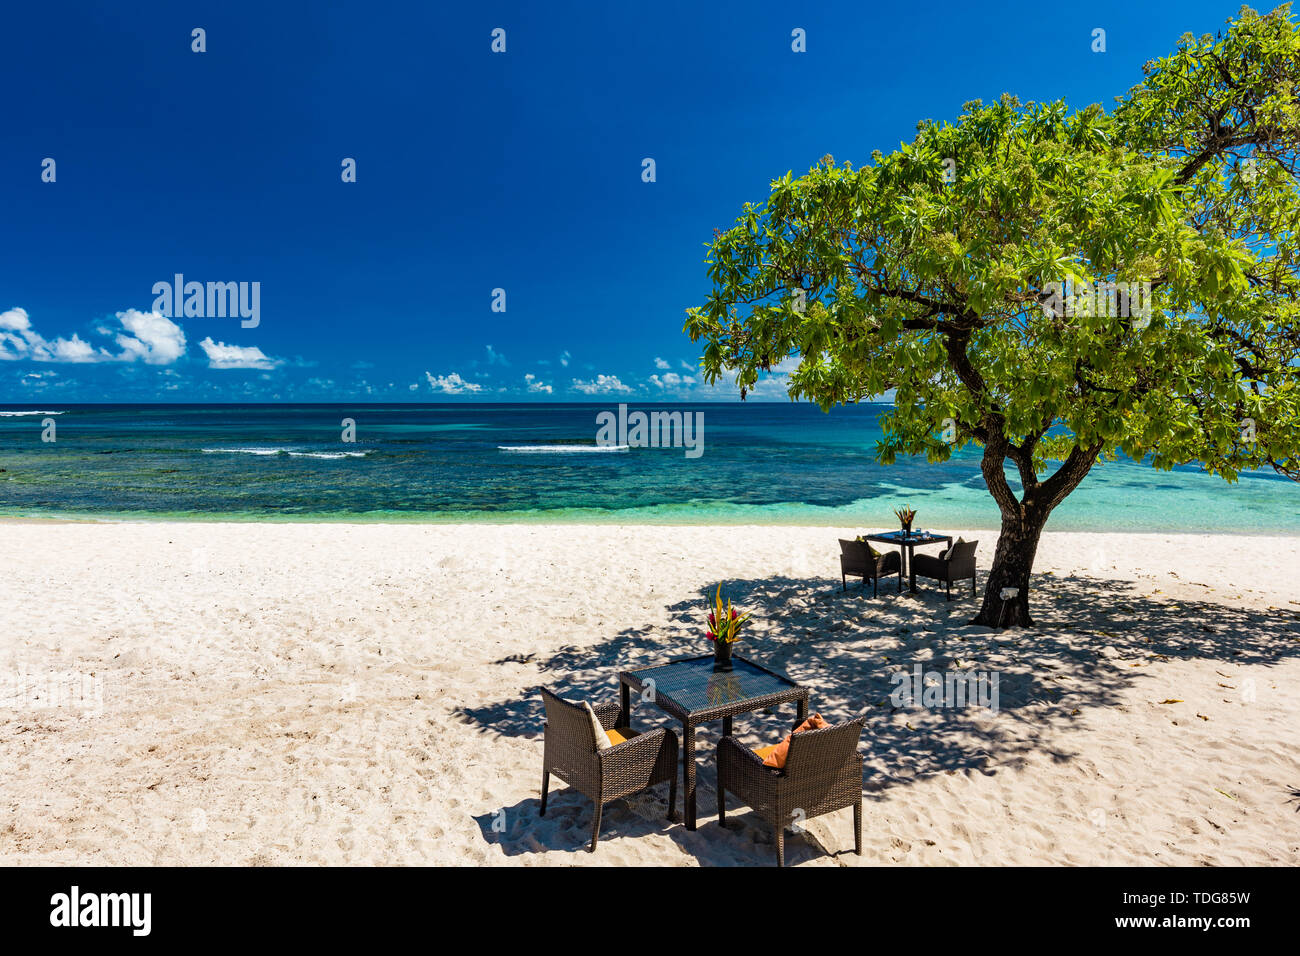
[{"x1": 971, "y1": 508, "x2": 1048, "y2": 628}]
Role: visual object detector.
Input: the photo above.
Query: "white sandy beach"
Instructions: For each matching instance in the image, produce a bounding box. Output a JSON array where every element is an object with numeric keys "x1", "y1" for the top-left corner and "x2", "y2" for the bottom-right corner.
[{"x1": 1, "y1": 521, "x2": 1297, "y2": 866}]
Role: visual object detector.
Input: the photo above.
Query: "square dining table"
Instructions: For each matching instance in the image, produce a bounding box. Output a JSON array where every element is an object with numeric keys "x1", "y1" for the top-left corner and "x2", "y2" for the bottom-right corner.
[
  {"x1": 617, "y1": 654, "x2": 808, "y2": 830},
  {"x1": 863, "y1": 529, "x2": 953, "y2": 592}
]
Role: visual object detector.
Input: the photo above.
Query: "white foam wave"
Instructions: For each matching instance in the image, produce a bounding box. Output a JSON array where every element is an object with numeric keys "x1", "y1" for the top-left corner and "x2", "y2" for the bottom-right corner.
[
  {"x1": 498, "y1": 444, "x2": 630, "y2": 454},
  {"x1": 202, "y1": 447, "x2": 285, "y2": 456},
  {"x1": 0, "y1": 410, "x2": 65, "y2": 417},
  {"x1": 201, "y1": 447, "x2": 369, "y2": 459}
]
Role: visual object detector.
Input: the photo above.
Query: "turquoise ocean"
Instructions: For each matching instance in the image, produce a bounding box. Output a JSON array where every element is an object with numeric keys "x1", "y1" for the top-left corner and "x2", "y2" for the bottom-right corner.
[{"x1": 0, "y1": 403, "x2": 1296, "y2": 531}]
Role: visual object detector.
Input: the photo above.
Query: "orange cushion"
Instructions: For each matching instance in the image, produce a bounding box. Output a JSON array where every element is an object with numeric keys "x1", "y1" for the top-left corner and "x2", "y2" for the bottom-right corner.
[
  {"x1": 605, "y1": 727, "x2": 637, "y2": 747},
  {"x1": 757, "y1": 713, "x2": 829, "y2": 769}
]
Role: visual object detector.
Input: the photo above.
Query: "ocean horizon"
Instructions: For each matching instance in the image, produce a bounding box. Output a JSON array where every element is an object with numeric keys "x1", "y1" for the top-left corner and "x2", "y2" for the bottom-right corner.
[{"x1": 1, "y1": 402, "x2": 1295, "y2": 531}]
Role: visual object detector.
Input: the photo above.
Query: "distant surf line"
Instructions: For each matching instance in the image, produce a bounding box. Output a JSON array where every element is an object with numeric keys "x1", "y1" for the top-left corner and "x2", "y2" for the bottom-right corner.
[
  {"x1": 497, "y1": 444, "x2": 630, "y2": 453},
  {"x1": 201, "y1": 447, "x2": 369, "y2": 459}
]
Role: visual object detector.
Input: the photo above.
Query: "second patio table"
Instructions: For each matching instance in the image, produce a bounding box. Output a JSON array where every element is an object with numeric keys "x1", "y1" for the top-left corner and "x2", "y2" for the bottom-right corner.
[
  {"x1": 863, "y1": 529, "x2": 953, "y2": 593},
  {"x1": 618, "y1": 655, "x2": 808, "y2": 831}
]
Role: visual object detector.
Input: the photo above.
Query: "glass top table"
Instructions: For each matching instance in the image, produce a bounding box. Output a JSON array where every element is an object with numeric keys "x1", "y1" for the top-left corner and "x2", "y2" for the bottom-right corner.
[
  {"x1": 618, "y1": 655, "x2": 808, "y2": 830},
  {"x1": 862, "y1": 530, "x2": 953, "y2": 593}
]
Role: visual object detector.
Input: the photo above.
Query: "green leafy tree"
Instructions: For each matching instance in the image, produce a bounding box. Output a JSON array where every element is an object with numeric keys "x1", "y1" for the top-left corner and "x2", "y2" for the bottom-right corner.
[{"x1": 686, "y1": 5, "x2": 1300, "y2": 627}]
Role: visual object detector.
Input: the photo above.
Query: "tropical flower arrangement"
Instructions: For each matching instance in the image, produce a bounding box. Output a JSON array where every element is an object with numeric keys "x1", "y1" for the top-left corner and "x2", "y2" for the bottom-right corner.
[
  {"x1": 707, "y1": 584, "x2": 751, "y2": 671},
  {"x1": 894, "y1": 505, "x2": 916, "y2": 533},
  {"x1": 706, "y1": 584, "x2": 751, "y2": 645}
]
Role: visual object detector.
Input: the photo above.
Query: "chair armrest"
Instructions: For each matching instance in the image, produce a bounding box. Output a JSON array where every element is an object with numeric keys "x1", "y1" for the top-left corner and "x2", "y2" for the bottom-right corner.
[
  {"x1": 719, "y1": 734, "x2": 772, "y2": 771},
  {"x1": 593, "y1": 700, "x2": 622, "y2": 730},
  {"x1": 599, "y1": 726, "x2": 674, "y2": 769},
  {"x1": 911, "y1": 553, "x2": 943, "y2": 575}
]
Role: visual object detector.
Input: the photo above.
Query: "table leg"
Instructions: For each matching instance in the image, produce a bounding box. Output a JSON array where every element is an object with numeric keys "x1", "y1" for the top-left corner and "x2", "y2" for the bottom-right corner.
[
  {"x1": 683, "y1": 720, "x2": 697, "y2": 830},
  {"x1": 722, "y1": 715, "x2": 733, "y2": 738},
  {"x1": 619, "y1": 681, "x2": 630, "y2": 727},
  {"x1": 797, "y1": 695, "x2": 808, "y2": 722},
  {"x1": 908, "y1": 545, "x2": 918, "y2": 592}
]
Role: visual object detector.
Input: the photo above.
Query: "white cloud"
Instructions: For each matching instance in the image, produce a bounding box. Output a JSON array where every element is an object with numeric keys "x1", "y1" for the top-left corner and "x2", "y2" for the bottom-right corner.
[
  {"x1": 571, "y1": 374, "x2": 631, "y2": 395},
  {"x1": 20, "y1": 370, "x2": 59, "y2": 388},
  {"x1": 409, "y1": 383, "x2": 420, "y2": 391},
  {"x1": 199, "y1": 337, "x2": 282, "y2": 371},
  {"x1": 739, "y1": 373, "x2": 797, "y2": 400},
  {"x1": 654, "y1": 357, "x2": 671, "y2": 370},
  {"x1": 0, "y1": 306, "x2": 110, "y2": 363},
  {"x1": 649, "y1": 372, "x2": 697, "y2": 390},
  {"x1": 0, "y1": 306, "x2": 186, "y2": 365},
  {"x1": 559, "y1": 350, "x2": 571, "y2": 367},
  {"x1": 425, "y1": 371, "x2": 482, "y2": 394},
  {"x1": 111, "y1": 309, "x2": 187, "y2": 365},
  {"x1": 0, "y1": 307, "x2": 31, "y2": 333},
  {"x1": 680, "y1": 359, "x2": 697, "y2": 372},
  {"x1": 524, "y1": 373, "x2": 553, "y2": 394},
  {"x1": 47, "y1": 335, "x2": 108, "y2": 363},
  {"x1": 486, "y1": 344, "x2": 509, "y2": 366}
]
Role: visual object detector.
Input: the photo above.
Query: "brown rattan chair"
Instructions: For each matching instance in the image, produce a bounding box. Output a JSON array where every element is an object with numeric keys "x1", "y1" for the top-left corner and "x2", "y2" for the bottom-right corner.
[
  {"x1": 839, "y1": 539, "x2": 901, "y2": 596},
  {"x1": 539, "y1": 687, "x2": 678, "y2": 852},
  {"x1": 911, "y1": 538, "x2": 978, "y2": 599},
  {"x1": 717, "y1": 715, "x2": 866, "y2": 866}
]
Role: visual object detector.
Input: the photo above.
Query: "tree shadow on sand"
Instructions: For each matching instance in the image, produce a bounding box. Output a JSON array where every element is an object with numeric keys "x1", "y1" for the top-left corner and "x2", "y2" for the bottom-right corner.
[
  {"x1": 467, "y1": 785, "x2": 857, "y2": 866},
  {"x1": 454, "y1": 571, "x2": 1300, "y2": 862}
]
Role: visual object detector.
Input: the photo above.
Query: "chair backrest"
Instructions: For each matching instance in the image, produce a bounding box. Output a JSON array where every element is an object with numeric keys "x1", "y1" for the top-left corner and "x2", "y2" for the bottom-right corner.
[
  {"x1": 838, "y1": 538, "x2": 866, "y2": 558},
  {"x1": 783, "y1": 716, "x2": 866, "y2": 778},
  {"x1": 540, "y1": 687, "x2": 597, "y2": 751},
  {"x1": 948, "y1": 539, "x2": 978, "y2": 563},
  {"x1": 840, "y1": 538, "x2": 879, "y2": 565}
]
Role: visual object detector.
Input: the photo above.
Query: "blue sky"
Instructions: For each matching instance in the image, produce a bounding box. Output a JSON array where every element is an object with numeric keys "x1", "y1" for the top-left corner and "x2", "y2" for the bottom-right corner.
[{"x1": 0, "y1": 0, "x2": 1249, "y2": 402}]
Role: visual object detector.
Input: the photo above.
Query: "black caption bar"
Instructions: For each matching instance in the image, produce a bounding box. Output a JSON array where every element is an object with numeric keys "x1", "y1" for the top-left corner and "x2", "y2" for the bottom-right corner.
[{"x1": 0, "y1": 865, "x2": 1282, "y2": 944}]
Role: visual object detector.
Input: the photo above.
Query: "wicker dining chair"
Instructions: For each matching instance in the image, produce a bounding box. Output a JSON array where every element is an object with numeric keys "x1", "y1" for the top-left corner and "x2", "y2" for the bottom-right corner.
[
  {"x1": 911, "y1": 538, "x2": 979, "y2": 599},
  {"x1": 717, "y1": 715, "x2": 866, "y2": 866},
  {"x1": 539, "y1": 687, "x2": 678, "y2": 852},
  {"x1": 839, "y1": 539, "x2": 902, "y2": 596}
]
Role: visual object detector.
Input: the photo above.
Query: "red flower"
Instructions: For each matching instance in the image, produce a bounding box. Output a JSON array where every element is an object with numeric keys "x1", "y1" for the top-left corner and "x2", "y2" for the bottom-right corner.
[
  {"x1": 708, "y1": 613, "x2": 716, "y2": 627},
  {"x1": 730, "y1": 608, "x2": 738, "y2": 620},
  {"x1": 706, "y1": 631, "x2": 716, "y2": 641}
]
